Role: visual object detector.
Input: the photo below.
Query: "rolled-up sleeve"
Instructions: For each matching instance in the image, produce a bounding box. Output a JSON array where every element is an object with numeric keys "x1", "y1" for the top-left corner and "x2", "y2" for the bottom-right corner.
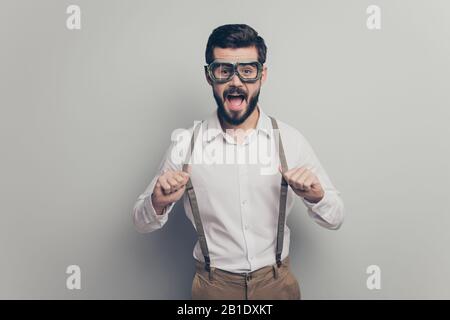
[
  {"x1": 133, "y1": 175, "x2": 176, "y2": 233},
  {"x1": 297, "y1": 134, "x2": 345, "y2": 230},
  {"x1": 132, "y1": 128, "x2": 190, "y2": 233}
]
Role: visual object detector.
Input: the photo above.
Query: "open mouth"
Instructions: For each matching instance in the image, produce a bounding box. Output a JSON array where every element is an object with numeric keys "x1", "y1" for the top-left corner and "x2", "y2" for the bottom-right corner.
[{"x1": 225, "y1": 94, "x2": 246, "y2": 111}]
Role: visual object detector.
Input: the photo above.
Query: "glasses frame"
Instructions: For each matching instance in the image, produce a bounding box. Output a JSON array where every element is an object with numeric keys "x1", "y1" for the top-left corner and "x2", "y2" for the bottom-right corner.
[{"x1": 204, "y1": 59, "x2": 263, "y2": 84}]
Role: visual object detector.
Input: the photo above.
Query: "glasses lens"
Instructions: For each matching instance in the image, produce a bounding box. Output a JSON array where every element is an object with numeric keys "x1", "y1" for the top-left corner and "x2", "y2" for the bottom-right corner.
[
  {"x1": 237, "y1": 62, "x2": 260, "y2": 80},
  {"x1": 211, "y1": 63, "x2": 234, "y2": 81}
]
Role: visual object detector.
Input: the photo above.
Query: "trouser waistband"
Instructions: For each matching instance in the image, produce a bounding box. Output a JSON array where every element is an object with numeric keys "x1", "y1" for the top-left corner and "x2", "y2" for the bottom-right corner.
[{"x1": 195, "y1": 256, "x2": 290, "y2": 282}]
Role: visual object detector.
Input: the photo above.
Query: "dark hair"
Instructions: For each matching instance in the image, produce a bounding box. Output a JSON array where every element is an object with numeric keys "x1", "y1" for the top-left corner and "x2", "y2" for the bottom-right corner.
[{"x1": 205, "y1": 24, "x2": 267, "y2": 64}]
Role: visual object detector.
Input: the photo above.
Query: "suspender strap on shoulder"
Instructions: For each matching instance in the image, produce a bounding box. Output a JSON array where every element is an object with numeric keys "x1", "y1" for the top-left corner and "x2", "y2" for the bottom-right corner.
[
  {"x1": 182, "y1": 121, "x2": 211, "y2": 272},
  {"x1": 269, "y1": 116, "x2": 289, "y2": 268},
  {"x1": 183, "y1": 117, "x2": 288, "y2": 271}
]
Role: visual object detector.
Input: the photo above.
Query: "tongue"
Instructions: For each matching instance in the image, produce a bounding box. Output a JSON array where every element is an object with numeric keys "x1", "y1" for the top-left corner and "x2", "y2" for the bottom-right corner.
[{"x1": 228, "y1": 96, "x2": 244, "y2": 110}]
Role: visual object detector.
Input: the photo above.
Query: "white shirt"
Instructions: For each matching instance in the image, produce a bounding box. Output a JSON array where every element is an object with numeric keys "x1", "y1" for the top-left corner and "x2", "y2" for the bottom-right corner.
[{"x1": 133, "y1": 106, "x2": 344, "y2": 272}]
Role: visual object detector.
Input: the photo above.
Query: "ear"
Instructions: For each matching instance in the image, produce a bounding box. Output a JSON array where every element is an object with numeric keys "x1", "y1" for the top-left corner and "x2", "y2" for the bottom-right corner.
[
  {"x1": 204, "y1": 66, "x2": 213, "y2": 86},
  {"x1": 261, "y1": 64, "x2": 268, "y2": 84}
]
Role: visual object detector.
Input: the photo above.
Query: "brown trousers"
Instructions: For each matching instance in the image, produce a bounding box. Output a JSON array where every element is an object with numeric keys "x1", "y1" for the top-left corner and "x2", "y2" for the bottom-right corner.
[{"x1": 191, "y1": 256, "x2": 301, "y2": 300}]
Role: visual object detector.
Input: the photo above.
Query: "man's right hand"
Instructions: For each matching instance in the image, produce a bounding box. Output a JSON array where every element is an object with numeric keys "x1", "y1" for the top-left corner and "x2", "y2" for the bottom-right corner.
[{"x1": 151, "y1": 169, "x2": 190, "y2": 215}]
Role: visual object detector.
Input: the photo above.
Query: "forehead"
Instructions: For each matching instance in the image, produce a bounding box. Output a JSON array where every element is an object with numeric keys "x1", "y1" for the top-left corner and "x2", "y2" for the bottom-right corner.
[{"x1": 212, "y1": 46, "x2": 258, "y2": 62}]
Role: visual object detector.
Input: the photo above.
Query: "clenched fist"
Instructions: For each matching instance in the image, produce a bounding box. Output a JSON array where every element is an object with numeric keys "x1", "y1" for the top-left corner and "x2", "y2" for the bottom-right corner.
[
  {"x1": 151, "y1": 169, "x2": 190, "y2": 215},
  {"x1": 279, "y1": 165, "x2": 324, "y2": 204}
]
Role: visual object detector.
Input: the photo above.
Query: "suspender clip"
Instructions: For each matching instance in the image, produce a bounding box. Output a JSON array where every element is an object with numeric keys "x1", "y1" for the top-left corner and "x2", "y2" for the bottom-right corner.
[
  {"x1": 276, "y1": 253, "x2": 282, "y2": 268},
  {"x1": 204, "y1": 255, "x2": 211, "y2": 272}
]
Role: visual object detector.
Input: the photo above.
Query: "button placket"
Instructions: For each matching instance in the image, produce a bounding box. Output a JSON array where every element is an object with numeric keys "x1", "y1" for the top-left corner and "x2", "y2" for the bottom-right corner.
[{"x1": 240, "y1": 164, "x2": 255, "y2": 267}]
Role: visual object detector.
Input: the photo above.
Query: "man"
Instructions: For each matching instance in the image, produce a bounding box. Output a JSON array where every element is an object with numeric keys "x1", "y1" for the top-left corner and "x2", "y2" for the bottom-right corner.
[{"x1": 133, "y1": 24, "x2": 344, "y2": 300}]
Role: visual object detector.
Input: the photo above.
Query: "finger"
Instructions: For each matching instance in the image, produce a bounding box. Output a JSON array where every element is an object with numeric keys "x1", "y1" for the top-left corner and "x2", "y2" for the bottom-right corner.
[
  {"x1": 176, "y1": 167, "x2": 190, "y2": 185},
  {"x1": 296, "y1": 170, "x2": 312, "y2": 191},
  {"x1": 288, "y1": 167, "x2": 307, "y2": 188},
  {"x1": 281, "y1": 167, "x2": 297, "y2": 181},
  {"x1": 177, "y1": 171, "x2": 190, "y2": 183},
  {"x1": 279, "y1": 164, "x2": 290, "y2": 175},
  {"x1": 305, "y1": 164, "x2": 315, "y2": 173},
  {"x1": 167, "y1": 177, "x2": 179, "y2": 190},
  {"x1": 289, "y1": 167, "x2": 307, "y2": 183},
  {"x1": 173, "y1": 174, "x2": 184, "y2": 184},
  {"x1": 310, "y1": 176, "x2": 321, "y2": 189},
  {"x1": 181, "y1": 170, "x2": 190, "y2": 178},
  {"x1": 303, "y1": 175, "x2": 315, "y2": 192},
  {"x1": 158, "y1": 176, "x2": 172, "y2": 194},
  {"x1": 165, "y1": 184, "x2": 186, "y2": 201}
]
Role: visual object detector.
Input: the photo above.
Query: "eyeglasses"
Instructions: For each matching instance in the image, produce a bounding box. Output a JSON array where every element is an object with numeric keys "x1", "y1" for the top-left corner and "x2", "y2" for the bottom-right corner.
[{"x1": 205, "y1": 59, "x2": 263, "y2": 83}]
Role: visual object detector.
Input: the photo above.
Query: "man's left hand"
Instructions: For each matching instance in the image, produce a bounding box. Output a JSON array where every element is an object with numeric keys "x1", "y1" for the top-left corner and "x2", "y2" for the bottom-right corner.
[{"x1": 279, "y1": 165, "x2": 324, "y2": 203}]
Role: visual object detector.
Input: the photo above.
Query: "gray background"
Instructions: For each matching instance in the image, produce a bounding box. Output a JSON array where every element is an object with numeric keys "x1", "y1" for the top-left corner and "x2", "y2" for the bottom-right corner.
[{"x1": 1, "y1": 0, "x2": 449, "y2": 299}]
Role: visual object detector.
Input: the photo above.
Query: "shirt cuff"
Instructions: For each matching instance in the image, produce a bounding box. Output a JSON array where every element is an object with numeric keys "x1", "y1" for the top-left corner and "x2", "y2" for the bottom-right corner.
[
  {"x1": 303, "y1": 192, "x2": 326, "y2": 207},
  {"x1": 142, "y1": 194, "x2": 174, "y2": 224},
  {"x1": 302, "y1": 190, "x2": 333, "y2": 219},
  {"x1": 153, "y1": 198, "x2": 176, "y2": 216}
]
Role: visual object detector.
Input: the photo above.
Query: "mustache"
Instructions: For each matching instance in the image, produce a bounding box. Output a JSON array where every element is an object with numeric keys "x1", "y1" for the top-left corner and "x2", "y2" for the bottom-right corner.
[{"x1": 223, "y1": 87, "x2": 248, "y2": 100}]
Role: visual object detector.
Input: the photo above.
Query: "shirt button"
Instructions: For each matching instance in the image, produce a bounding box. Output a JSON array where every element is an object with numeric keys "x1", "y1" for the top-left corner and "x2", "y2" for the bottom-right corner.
[
  {"x1": 244, "y1": 225, "x2": 249, "y2": 230},
  {"x1": 242, "y1": 200, "x2": 247, "y2": 206}
]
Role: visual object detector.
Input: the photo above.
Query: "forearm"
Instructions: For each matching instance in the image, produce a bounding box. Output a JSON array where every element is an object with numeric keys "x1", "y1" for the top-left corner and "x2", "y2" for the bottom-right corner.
[
  {"x1": 303, "y1": 190, "x2": 344, "y2": 230},
  {"x1": 132, "y1": 175, "x2": 175, "y2": 233}
]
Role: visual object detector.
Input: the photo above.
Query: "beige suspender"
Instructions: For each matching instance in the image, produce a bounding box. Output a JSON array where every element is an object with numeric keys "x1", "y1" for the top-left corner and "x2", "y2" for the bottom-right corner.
[
  {"x1": 182, "y1": 121, "x2": 211, "y2": 271},
  {"x1": 269, "y1": 116, "x2": 289, "y2": 267},
  {"x1": 182, "y1": 116, "x2": 288, "y2": 272}
]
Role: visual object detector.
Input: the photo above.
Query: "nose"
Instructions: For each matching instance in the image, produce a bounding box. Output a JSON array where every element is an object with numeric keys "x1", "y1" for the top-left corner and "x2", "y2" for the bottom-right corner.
[{"x1": 229, "y1": 71, "x2": 244, "y2": 87}]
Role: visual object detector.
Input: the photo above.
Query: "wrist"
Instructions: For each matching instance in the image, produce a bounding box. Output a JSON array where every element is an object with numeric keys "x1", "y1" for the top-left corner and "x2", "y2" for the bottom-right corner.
[
  {"x1": 151, "y1": 194, "x2": 169, "y2": 215},
  {"x1": 304, "y1": 192, "x2": 324, "y2": 204}
]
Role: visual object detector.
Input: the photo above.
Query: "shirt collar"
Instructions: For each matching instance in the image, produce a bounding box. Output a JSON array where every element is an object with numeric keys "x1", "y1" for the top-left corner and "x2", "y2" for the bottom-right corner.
[{"x1": 205, "y1": 105, "x2": 273, "y2": 144}]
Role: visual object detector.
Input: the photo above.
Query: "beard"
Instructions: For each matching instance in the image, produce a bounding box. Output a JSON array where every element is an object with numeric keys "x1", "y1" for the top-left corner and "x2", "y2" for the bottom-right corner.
[{"x1": 213, "y1": 86, "x2": 260, "y2": 126}]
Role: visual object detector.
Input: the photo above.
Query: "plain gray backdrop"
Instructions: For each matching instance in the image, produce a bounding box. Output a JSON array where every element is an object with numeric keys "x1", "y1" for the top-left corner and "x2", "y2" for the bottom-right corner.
[{"x1": 1, "y1": 0, "x2": 449, "y2": 299}]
